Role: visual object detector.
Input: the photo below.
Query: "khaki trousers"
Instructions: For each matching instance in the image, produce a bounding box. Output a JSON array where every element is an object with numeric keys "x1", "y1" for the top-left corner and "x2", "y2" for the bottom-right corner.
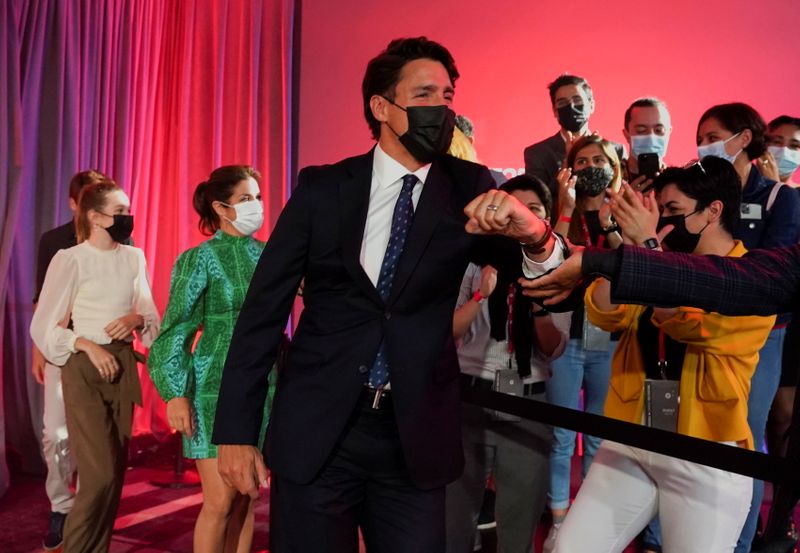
[{"x1": 61, "y1": 342, "x2": 142, "y2": 553}]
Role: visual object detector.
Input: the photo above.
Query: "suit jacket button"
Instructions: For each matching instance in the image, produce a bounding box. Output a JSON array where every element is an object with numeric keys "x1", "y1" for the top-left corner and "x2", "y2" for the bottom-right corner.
[
  {"x1": 358, "y1": 365, "x2": 369, "y2": 374},
  {"x1": 384, "y1": 311, "x2": 391, "y2": 320}
]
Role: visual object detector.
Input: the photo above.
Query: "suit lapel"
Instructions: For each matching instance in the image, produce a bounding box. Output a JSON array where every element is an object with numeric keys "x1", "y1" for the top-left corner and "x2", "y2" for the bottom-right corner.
[
  {"x1": 388, "y1": 159, "x2": 449, "y2": 303},
  {"x1": 340, "y1": 149, "x2": 384, "y2": 305}
]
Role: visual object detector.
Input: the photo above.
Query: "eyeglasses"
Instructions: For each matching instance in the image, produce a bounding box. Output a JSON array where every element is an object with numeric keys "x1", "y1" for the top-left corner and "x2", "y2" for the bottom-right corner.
[{"x1": 683, "y1": 159, "x2": 707, "y2": 174}]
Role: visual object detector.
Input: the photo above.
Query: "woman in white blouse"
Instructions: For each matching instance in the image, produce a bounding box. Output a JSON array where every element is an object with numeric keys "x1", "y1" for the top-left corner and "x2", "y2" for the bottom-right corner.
[{"x1": 30, "y1": 180, "x2": 160, "y2": 553}]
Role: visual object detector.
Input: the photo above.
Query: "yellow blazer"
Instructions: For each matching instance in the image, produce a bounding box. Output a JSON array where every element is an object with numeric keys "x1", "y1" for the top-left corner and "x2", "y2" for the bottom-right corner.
[{"x1": 585, "y1": 241, "x2": 775, "y2": 449}]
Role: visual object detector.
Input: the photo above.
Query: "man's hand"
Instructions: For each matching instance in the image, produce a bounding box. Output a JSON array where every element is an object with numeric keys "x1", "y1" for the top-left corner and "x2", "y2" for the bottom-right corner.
[
  {"x1": 105, "y1": 312, "x2": 144, "y2": 340},
  {"x1": 31, "y1": 344, "x2": 46, "y2": 385},
  {"x1": 166, "y1": 397, "x2": 195, "y2": 437},
  {"x1": 464, "y1": 190, "x2": 545, "y2": 242},
  {"x1": 217, "y1": 444, "x2": 269, "y2": 499},
  {"x1": 519, "y1": 246, "x2": 585, "y2": 304}
]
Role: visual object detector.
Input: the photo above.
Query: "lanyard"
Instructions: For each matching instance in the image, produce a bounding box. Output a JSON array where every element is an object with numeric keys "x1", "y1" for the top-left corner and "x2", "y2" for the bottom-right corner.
[
  {"x1": 507, "y1": 283, "x2": 515, "y2": 354},
  {"x1": 658, "y1": 329, "x2": 668, "y2": 380},
  {"x1": 581, "y1": 214, "x2": 605, "y2": 248}
]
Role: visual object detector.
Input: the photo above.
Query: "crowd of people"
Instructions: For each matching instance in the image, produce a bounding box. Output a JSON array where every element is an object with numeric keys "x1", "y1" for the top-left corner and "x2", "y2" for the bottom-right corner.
[{"x1": 25, "y1": 35, "x2": 800, "y2": 553}]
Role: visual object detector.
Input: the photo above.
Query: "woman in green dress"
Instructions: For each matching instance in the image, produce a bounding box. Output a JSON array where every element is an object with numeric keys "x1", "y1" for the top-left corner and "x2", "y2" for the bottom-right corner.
[{"x1": 148, "y1": 165, "x2": 270, "y2": 553}]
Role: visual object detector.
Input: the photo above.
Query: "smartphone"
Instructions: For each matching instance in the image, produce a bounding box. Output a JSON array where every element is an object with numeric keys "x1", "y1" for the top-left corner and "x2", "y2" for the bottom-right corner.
[{"x1": 638, "y1": 152, "x2": 661, "y2": 179}]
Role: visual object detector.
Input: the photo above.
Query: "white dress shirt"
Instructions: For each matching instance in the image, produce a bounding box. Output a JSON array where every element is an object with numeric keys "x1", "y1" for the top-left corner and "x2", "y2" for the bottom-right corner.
[{"x1": 360, "y1": 144, "x2": 430, "y2": 286}]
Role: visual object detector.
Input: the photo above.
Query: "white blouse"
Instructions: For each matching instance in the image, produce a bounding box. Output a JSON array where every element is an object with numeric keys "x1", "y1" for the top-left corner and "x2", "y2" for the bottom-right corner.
[{"x1": 30, "y1": 241, "x2": 161, "y2": 366}]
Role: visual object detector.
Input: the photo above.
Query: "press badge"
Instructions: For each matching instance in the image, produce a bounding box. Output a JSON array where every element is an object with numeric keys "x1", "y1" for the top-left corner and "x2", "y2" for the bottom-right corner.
[
  {"x1": 644, "y1": 379, "x2": 679, "y2": 432},
  {"x1": 740, "y1": 203, "x2": 762, "y2": 220},
  {"x1": 493, "y1": 369, "x2": 523, "y2": 422},
  {"x1": 582, "y1": 311, "x2": 610, "y2": 351}
]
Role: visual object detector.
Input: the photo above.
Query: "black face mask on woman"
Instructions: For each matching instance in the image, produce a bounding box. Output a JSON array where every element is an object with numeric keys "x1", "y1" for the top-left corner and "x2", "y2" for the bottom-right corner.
[
  {"x1": 574, "y1": 166, "x2": 614, "y2": 197},
  {"x1": 103, "y1": 214, "x2": 134, "y2": 243},
  {"x1": 657, "y1": 211, "x2": 708, "y2": 253},
  {"x1": 383, "y1": 99, "x2": 456, "y2": 164}
]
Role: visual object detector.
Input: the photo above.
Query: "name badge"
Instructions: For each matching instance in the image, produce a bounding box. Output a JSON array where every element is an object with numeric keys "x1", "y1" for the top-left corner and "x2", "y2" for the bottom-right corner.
[
  {"x1": 644, "y1": 379, "x2": 679, "y2": 432},
  {"x1": 493, "y1": 369, "x2": 523, "y2": 422},
  {"x1": 740, "y1": 203, "x2": 762, "y2": 220}
]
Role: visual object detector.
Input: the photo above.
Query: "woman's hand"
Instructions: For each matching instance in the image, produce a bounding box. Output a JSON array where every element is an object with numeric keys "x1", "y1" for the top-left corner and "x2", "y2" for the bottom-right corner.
[
  {"x1": 608, "y1": 183, "x2": 659, "y2": 246},
  {"x1": 479, "y1": 265, "x2": 498, "y2": 298},
  {"x1": 167, "y1": 397, "x2": 195, "y2": 437},
  {"x1": 757, "y1": 151, "x2": 781, "y2": 182},
  {"x1": 105, "y1": 312, "x2": 144, "y2": 340},
  {"x1": 75, "y1": 338, "x2": 120, "y2": 382},
  {"x1": 556, "y1": 167, "x2": 577, "y2": 213}
]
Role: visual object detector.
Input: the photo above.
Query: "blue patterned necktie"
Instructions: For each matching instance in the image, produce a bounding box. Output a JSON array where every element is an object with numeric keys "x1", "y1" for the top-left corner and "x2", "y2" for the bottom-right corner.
[{"x1": 368, "y1": 173, "x2": 418, "y2": 388}]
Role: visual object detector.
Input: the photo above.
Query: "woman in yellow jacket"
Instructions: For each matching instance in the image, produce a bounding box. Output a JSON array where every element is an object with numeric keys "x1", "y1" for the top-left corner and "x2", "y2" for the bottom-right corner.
[{"x1": 553, "y1": 156, "x2": 776, "y2": 553}]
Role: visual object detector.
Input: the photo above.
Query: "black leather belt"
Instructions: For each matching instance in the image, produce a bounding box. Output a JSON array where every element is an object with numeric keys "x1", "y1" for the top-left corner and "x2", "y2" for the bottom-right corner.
[
  {"x1": 466, "y1": 375, "x2": 546, "y2": 396},
  {"x1": 360, "y1": 386, "x2": 393, "y2": 410}
]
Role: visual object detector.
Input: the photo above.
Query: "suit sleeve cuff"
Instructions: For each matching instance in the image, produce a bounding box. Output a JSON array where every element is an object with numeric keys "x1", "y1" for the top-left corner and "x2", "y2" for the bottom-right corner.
[{"x1": 582, "y1": 246, "x2": 622, "y2": 280}]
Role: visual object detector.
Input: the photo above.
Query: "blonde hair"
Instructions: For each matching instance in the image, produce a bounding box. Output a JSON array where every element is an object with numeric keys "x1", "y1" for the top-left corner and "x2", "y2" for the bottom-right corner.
[
  {"x1": 75, "y1": 180, "x2": 121, "y2": 243},
  {"x1": 447, "y1": 127, "x2": 478, "y2": 162}
]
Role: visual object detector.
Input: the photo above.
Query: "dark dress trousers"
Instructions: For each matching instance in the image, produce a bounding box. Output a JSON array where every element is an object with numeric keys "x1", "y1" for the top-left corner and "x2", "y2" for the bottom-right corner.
[{"x1": 212, "y1": 149, "x2": 517, "y2": 490}]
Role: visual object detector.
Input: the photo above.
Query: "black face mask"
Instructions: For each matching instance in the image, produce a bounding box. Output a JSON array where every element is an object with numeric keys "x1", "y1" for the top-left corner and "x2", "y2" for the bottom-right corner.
[
  {"x1": 384, "y1": 99, "x2": 456, "y2": 164},
  {"x1": 574, "y1": 166, "x2": 614, "y2": 197},
  {"x1": 657, "y1": 211, "x2": 707, "y2": 253},
  {"x1": 557, "y1": 103, "x2": 589, "y2": 133},
  {"x1": 104, "y1": 214, "x2": 134, "y2": 243}
]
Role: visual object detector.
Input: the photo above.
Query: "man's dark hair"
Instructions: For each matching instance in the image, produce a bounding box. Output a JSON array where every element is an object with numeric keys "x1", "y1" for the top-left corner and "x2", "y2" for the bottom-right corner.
[
  {"x1": 624, "y1": 97, "x2": 669, "y2": 130},
  {"x1": 547, "y1": 74, "x2": 593, "y2": 106},
  {"x1": 767, "y1": 115, "x2": 800, "y2": 132},
  {"x1": 698, "y1": 103, "x2": 767, "y2": 161},
  {"x1": 499, "y1": 174, "x2": 553, "y2": 219},
  {"x1": 69, "y1": 169, "x2": 110, "y2": 202},
  {"x1": 362, "y1": 37, "x2": 459, "y2": 140},
  {"x1": 652, "y1": 156, "x2": 741, "y2": 235}
]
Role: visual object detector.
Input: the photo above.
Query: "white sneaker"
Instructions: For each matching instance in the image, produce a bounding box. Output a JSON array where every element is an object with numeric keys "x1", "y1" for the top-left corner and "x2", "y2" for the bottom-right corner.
[{"x1": 542, "y1": 522, "x2": 560, "y2": 553}]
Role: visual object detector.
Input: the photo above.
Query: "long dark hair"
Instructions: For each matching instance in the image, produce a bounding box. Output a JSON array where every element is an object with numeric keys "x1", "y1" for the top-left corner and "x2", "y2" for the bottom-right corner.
[{"x1": 192, "y1": 165, "x2": 261, "y2": 235}]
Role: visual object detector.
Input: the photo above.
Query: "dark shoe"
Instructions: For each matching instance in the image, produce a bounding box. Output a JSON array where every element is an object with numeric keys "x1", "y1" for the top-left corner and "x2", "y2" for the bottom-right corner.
[
  {"x1": 43, "y1": 511, "x2": 67, "y2": 550},
  {"x1": 477, "y1": 488, "x2": 496, "y2": 530}
]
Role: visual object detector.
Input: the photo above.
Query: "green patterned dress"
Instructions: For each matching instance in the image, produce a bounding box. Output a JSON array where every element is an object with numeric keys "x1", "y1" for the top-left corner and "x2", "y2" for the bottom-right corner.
[{"x1": 148, "y1": 231, "x2": 272, "y2": 459}]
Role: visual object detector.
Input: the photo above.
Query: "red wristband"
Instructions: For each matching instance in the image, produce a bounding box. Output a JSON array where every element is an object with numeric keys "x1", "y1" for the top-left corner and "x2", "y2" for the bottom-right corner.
[
  {"x1": 558, "y1": 214, "x2": 572, "y2": 224},
  {"x1": 472, "y1": 290, "x2": 485, "y2": 303}
]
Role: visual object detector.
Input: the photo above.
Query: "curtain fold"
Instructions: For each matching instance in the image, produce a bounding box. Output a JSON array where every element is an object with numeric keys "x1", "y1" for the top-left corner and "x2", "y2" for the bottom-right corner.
[{"x1": 0, "y1": 0, "x2": 297, "y2": 497}]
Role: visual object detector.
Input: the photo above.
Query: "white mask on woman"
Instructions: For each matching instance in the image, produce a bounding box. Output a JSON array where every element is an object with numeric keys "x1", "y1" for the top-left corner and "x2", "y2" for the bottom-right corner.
[{"x1": 221, "y1": 200, "x2": 264, "y2": 235}]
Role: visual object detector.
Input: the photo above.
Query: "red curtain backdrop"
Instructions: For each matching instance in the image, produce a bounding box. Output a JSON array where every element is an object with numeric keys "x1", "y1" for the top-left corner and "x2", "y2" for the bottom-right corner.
[{"x1": 1, "y1": 0, "x2": 296, "y2": 496}]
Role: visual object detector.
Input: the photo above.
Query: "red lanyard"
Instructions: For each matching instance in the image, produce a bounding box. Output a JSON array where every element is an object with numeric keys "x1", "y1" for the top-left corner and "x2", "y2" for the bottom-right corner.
[
  {"x1": 658, "y1": 329, "x2": 668, "y2": 380},
  {"x1": 507, "y1": 283, "x2": 515, "y2": 354},
  {"x1": 581, "y1": 214, "x2": 605, "y2": 248}
]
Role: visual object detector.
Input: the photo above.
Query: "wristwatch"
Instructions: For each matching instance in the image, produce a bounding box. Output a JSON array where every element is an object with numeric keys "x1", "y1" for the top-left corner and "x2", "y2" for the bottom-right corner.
[{"x1": 643, "y1": 237, "x2": 660, "y2": 250}]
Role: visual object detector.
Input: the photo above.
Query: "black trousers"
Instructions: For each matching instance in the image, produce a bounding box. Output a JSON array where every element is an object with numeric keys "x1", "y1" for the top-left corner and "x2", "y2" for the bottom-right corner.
[{"x1": 270, "y1": 390, "x2": 446, "y2": 553}]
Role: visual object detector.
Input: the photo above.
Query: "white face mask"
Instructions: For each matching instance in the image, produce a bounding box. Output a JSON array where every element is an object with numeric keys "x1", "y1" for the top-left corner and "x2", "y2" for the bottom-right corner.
[
  {"x1": 697, "y1": 131, "x2": 742, "y2": 165},
  {"x1": 221, "y1": 200, "x2": 264, "y2": 235},
  {"x1": 630, "y1": 133, "x2": 669, "y2": 159},
  {"x1": 768, "y1": 146, "x2": 800, "y2": 179}
]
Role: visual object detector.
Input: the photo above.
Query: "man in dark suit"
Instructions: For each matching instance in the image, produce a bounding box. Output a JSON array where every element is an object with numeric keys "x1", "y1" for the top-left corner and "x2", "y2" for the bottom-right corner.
[
  {"x1": 211, "y1": 37, "x2": 556, "y2": 552},
  {"x1": 523, "y1": 74, "x2": 625, "y2": 221}
]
